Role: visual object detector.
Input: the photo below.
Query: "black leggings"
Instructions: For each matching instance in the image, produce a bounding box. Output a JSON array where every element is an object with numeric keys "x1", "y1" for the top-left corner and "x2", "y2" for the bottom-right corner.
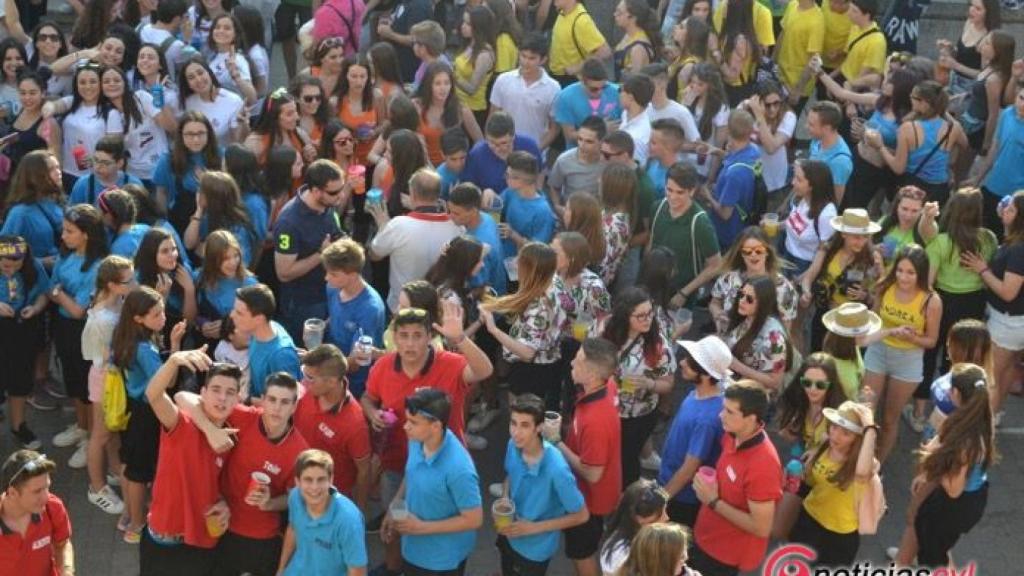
[
  {"x1": 915, "y1": 482, "x2": 988, "y2": 568},
  {"x1": 620, "y1": 411, "x2": 659, "y2": 488},
  {"x1": 789, "y1": 507, "x2": 860, "y2": 567},
  {"x1": 918, "y1": 288, "x2": 987, "y2": 398}
]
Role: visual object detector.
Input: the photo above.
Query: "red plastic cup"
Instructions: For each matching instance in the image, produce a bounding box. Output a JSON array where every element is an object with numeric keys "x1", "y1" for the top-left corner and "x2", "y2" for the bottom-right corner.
[
  {"x1": 247, "y1": 471, "x2": 271, "y2": 502},
  {"x1": 347, "y1": 165, "x2": 366, "y2": 195},
  {"x1": 72, "y1": 145, "x2": 87, "y2": 170}
]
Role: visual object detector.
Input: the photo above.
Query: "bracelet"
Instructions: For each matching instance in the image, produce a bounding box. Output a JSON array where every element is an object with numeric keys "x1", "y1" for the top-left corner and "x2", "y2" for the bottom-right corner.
[
  {"x1": 864, "y1": 424, "x2": 880, "y2": 433},
  {"x1": 708, "y1": 496, "x2": 720, "y2": 511},
  {"x1": 980, "y1": 267, "x2": 990, "y2": 276}
]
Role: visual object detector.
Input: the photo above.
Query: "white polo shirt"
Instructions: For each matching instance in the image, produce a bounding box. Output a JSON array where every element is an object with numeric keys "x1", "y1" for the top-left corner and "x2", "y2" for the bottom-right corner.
[
  {"x1": 621, "y1": 108, "x2": 652, "y2": 166},
  {"x1": 489, "y1": 68, "x2": 561, "y2": 146}
]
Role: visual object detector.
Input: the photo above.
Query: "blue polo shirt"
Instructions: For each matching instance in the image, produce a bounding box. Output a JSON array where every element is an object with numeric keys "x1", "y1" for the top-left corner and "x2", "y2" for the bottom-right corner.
[
  {"x1": 242, "y1": 191, "x2": 270, "y2": 244},
  {"x1": 282, "y1": 487, "x2": 367, "y2": 576},
  {"x1": 504, "y1": 439, "x2": 585, "y2": 562},
  {"x1": 500, "y1": 188, "x2": 556, "y2": 257},
  {"x1": 710, "y1": 143, "x2": 760, "y2": 249},
  {"x1": 69, "y1": 171, "x2": 144, "y2": 206},
  {"x1": 153, "y1": 151, "x2": 219, "y2": 209},
  {"x1": 198, "y1": 219, "x2": 256, "y2": 268},
  {"x1": 984, "y1": 106, "x2": 1024, "y2": 197},
  {"x1": 154, "y1": 219, "x2": 193, "y2": 275},
  {"x1": 248, "y1": 321, "x2": 302, "y2": 397},
  {"x1": 403, "y1": 429, "x2": 482, "y2": 571},
  {"x1": 657, "y1": 391, "x2": 724, "y2": 504},
  {"x1": 325, "y1": 282, "x2": 387, "y2": 398},
  {"x1": 49, "y1": 253, "x2": 102, "y2": 318},
  {"x1": 809, "y1": 138, "x2": 853, "y2": 187},
  {"x1": 272, "y1": 192, "x2": 345, "y2": 305},
  {"x1": 462, "y1": 136, "x2": 542, "y2": 194},
  {"x1": 194, "y1": 270, "x2": 257, "y2": 318},
  {"x1": 125, "y1": 340, "x2": 163, "y2": 400},
  {"x1": 646, "y1": 154, "x2": 686, "y2": 201},
  {"x1": 0, "y1": 200, "x2": 62, "y2": 259},
  {"x1": 466, "y1": 212, "x2": 506, "y2": 296},
  {"x1": 0, "y1": 258, "x2": 48, "y2": 313},
  {"x1": 553, "y1": 82, "x2": 622, "y2": 146},
  {"x1": 110, "y1": 223, "x2": 151, "y2": 258},
  {"x1": 437, "y1": 162, "x2": 461, "y2": 201}
]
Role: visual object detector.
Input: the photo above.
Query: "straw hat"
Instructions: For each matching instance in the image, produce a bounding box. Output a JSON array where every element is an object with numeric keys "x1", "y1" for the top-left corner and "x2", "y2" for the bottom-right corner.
[
  {"x1": 824, "y1": 401, "x2": 868, "y2": 435},
  {"x1": 822, "y1": 303, "x2": 882, "y2": 338},
  {"x1": 677, "y1": 336, "x2": 733, "y2": 381},
  {"x1": 830, "y1": 208, "x2": 882, "y2": 235}
]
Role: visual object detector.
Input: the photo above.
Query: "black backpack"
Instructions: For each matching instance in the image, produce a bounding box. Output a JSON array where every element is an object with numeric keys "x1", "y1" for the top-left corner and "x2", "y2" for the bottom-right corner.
[{"x1": 732, "y1": 160, "x2": 768, "y2": 227}]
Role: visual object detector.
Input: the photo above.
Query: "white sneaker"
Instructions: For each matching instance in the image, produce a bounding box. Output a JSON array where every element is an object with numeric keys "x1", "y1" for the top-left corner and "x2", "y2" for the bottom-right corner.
[
  {"x1": 640, "y1": 451, "x2": 662, "y2": 471},
  {"x1": 488, "y1": 482, "x2": 504, "y2": 498},
  {"x1": 107, "y1": 473, "x2": 121, "y2": 487},
  {"x1": 886, "y1": 547, "x2": 899, "y2": 561},
  {"x1": 467, "y1": 406, "x2": 500, "y2": 433},
  {"x1": 466, "y1": 433, "x2": 488, "y2": 451},
  {"x1": 68, "y1": 440, "x2": 87, "y2": 469},
  {"x1": 88, "y1": 485, "x2": 125, "y2": 515},
  {"x1": 53, "y1": 424, "x2": 87, "y2": 448}
]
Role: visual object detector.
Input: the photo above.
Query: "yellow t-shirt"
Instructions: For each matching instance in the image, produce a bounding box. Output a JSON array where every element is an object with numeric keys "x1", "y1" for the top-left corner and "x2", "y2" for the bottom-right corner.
[
  {"x1": 839, "y1": 23, "x2": 886, "y2": 82},
  {"x1": 549, "y1": 4, "x2": 607, "y2": 75},
  {"x1": 454, "y1": 49, "x2": 492, "y2": 112},
  {"x1": 495, "y1": 33, "x2": 518, "y2": 74},
  {"x1": 803, "y1": 412, "x2": 829, "y2": 454},
  {"x1": 714, "y1": 1, "x2": 775, "y2": 86},
  {"x1": 822, "y1": 2, "x2": 853, "y2": 69},
  {"x1": 803, "y1": 451, "x2": 864, "y2": 534},
  {"x1": 879, "y1": 286, "x2": 928, "y2": 350},
  {"x1": 778, "y1": 0, "x2": 824, "y2": 97}
]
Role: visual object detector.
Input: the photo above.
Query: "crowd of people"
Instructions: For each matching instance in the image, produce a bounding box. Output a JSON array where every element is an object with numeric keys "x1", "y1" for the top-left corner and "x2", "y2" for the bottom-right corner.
[{"x1": 0, "y1": 0, "x2": 1019, "y2": 574}]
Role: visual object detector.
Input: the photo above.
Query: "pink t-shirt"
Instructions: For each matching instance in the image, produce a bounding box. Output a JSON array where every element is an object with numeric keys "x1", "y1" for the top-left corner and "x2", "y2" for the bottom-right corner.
[{"x1": 312, "y1": 0, "x2": 366, "y2": 56}]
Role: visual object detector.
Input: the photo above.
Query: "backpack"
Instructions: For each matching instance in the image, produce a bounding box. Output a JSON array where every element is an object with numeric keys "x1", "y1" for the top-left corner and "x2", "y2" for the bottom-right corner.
[
  {"x1": 731, "y1": 161, "x2": 768, "y2": 227},
  {"x1": 102, "y1": 366, "x2": 130, "y2": 432}
]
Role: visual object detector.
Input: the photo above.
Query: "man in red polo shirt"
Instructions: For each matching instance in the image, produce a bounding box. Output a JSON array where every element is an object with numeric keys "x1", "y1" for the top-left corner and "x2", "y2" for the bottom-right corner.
[
  {"x1": 141, "y1": 349, "x2": 242, "y2": 576},
  {"x1": 178, "y1": 372, "x2": 309, "y2": 576},
  {"x1": 546, "y1": 338, "x2": 622, "y2": 576},
  {"x1": 691, "y1": 380, "x2": 782, "y2": 576},
  {"x1": 361, "y1": 299, "x2": 493, "y2": 576},
  {"x1": 294, "y1": 344, "x2": 371, "y2": 513},
  {"x1": 0, "y1": 451, "x2": 73, "y2": 576}
]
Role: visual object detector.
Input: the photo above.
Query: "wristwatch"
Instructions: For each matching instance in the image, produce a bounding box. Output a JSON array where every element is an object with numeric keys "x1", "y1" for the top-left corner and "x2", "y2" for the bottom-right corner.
[{"x1": 708, "y1": 497, "x2": 720, "y2": 511}]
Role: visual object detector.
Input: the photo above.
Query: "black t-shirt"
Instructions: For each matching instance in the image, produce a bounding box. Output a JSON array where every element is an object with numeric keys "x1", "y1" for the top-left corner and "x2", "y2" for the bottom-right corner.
[
  {"x1": 272, "y1": 193, "x2": 345, "y2": 303},
  {"x1": 390, "y1": 0, "x2": 433, "y2": 83},
  {"x1": 987, "y1": 241, "x2": 1024, "y2": 315}
]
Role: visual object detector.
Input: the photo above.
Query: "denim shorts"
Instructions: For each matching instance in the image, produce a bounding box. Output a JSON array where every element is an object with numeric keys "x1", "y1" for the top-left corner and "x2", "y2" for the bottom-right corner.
[
  {"x1": 986, "y1": 304, "x2": 1024, "y2": 352},
  {"x1": 864, "y1": 341, "x2": 924, "y2": 383}
]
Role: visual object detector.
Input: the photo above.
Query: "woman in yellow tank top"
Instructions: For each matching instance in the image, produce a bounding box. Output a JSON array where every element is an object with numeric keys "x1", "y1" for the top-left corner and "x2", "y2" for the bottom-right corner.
[
  {"x1": 863, "y1": 244, "x2": 942, "y2": 465},
  {"x1": 668, "y1": 17, "x2": 711, "y2": 102},
  {"x1": 485, "y1": 0, "x2": 521, "y2": 74},
  {"x1": 454, "y1": 6, "x2": 497, "y2": 128}
]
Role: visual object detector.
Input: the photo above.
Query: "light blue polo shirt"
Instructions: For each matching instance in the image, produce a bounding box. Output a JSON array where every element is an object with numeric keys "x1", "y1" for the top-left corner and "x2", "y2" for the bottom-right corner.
[
  {"x1": 403, "y1": 429, "x2": 482, "y2": 571},
  {"x1": 49, "y1": 253, "x2": 101, "y2": 319},
  {"x1": 499, "y1": 188, "x2": 556, "y2": 257},
  {"x1": 809, "y1": 138, "x2": 853, "y2": 187},
  {"x1": 111, "y1": 223, "x2": 151, "y2": 258},
  {"x1": 504, "y1": 439, "x2": 585, "y2": 562},
  {"x1": 248, "y1": 320, "x2": 301, "y2": 398},
  {"x1": 325, "y1": 282, "x2": 387, "y2": 398},
  {"x1": 466, "y1": 212, "x2": 507, "y2": 296},
  {"x1": 194, "y1": 270, "x2": 258, "y2": 318},
  {"x1": 283, "y1": 487, "x2": 367, "y2": 576}
]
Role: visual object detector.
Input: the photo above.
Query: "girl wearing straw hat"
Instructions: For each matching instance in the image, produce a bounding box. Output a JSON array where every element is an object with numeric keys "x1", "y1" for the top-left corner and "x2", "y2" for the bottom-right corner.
[
  {"x1": 799, "y1": 208, "x2": 885, "y2": 352},
  {"x1": 863, "y1": 244, "x2": 942, "y2": 465},
  {"x1": 821, "y1": 302, "x2": 884, "y2": 400}
]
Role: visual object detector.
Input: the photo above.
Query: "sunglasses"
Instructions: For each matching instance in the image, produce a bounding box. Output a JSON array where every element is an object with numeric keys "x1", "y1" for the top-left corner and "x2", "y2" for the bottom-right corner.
[
  {"x1": 7, "y1": 455, "x2": 49, "y2": 488},
  {"x1": 334, "y1": 136, "x2": 353, "y2": 145},
  {"x1": 37, "y1": 33, "x2": 61, "y2": 43},
  {"x1": 739, "y1": 293, "x2": 756, "y2": 304},
  {"x1": 397, "y1": 307, "x2": 428, "y2": 318},
  {"x1": 763, "y1": 100, "x2": 782, "y2": 108},
  {"x1": 319, "y1": 36, "x2": 345, "y2": 51},
  {"x1": 800, "y1": 377, "x2": 830, "y2": 391},
  {"x1": 301, "y1": 94, "x2": 322, "y2": 103},
  {"x1": 741, "y1": 247, "x2": 766, "y2": 257}
]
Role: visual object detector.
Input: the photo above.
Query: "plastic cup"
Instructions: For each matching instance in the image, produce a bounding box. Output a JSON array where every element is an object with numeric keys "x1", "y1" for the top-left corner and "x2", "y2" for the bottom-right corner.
[
  {"x1": 389, "y1": 499, "x2": 409, "y2": 521},
  {"x1": 247, "y1": 471, "x2": 271, "y2": 503},
  {"x1": 572, "y1": 320, "x2": 589, "y2": 342},
  {"x1": 762, "y1": 213, "x2": 779, "y2": 238},
  {"x1": 205, "y1": 511, "x2": 227, "y2": 538},
  {"x1": 697, "y1": 466, "x2": 717, "y2": 489},
  {"x1": 487, "y1": 196, "x2": 504, "y2": 223},
  {"x1": 619, "y1": 375, "x2": 637, "y2": 394},
  {"x1": 347, "y1": 165, "x2": 366, "y2": 195},
  {"x1": 492, "y1": 498, "x2": 515, "y2": 529},
  {"x1": 303, "y1": 318, "x2": 326, "y2": 350},
  {"x1": 72, "y1": 144, "x2": 87, "y2": 170},
  {"x1": 670, "y1": 308, "x2": 692, "y2": 328},
  {"x1": 543, "y1": 411, "x2": 561, "y2": 439}
]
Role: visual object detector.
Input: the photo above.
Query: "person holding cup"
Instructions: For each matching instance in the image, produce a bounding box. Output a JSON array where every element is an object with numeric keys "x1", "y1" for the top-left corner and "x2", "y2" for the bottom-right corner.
[
  {"x1": 230, "y1": 283, "x2": 302, "y2": 399},
  {"x1": 493, "y1": 394, "x2": 589, "y2": 575}
]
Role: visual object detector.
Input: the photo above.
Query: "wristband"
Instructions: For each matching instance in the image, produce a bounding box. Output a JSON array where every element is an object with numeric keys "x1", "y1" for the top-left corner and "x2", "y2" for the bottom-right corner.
[
  {"x1": 980, "y1": 267, "x2": 990, "y2": 276},
  {"x1": 708, "y1": 497, "x2": 720, "y2": 511}
]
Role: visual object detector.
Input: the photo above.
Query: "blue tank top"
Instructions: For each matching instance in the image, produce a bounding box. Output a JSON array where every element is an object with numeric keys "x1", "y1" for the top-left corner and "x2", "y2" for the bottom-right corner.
[
  {"x1": 867, "y1": 110, "x2": 899, "y2": 148},
  {"x1": 906, "y1": 118, "x2": 950, "y2": 185}
]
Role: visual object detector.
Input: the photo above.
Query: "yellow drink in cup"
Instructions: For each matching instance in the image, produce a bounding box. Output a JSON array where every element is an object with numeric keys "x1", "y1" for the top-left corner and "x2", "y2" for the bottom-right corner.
[
  {"x1": 572, "y1": 321, "x2": 589, "y2": 342},
  {"x1": 762, "y1": 213, "x2": 779, "y2": 238},
  {"x1": 206, "y1": 512, "x2": 227, "y2": 538},
  {"x1": 619, "y1": 376, "x2": 636, "y2": 394},
  {"x1": 492, "y1": 498, "x2": 515, "y2": 529}
]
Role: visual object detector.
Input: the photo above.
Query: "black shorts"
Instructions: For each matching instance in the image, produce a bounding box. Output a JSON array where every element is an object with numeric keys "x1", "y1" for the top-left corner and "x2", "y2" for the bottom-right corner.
[
  {"x1": 402, "y1": 559, "x2": 467, "y2": 576},
  {"x1": 274, "y1": 3, "x2": 312, "y2": 40},
  {"x1": 213, "y1": 531, "x2": 283, "y2": 576},
  {"x1": 687, "y1": 543, "x2": 739, "y2": 576},
  {"x1": 140, "y1": 526, "x2": 217, "y2": 576},
  {"x1": 497, "y1": 535, "x2": 550, "y2": 575},
  {"x1": 789, "y1": 507, "x2": 859, "y2": 567},
  {"x1": 53, "y1": 314, "x2": 90, "y2": 402},
  {"x1": 121, "y1": 398, "x2": 161, "y2": 483},
  {"x1": 563, "y1": 513, "x2": 603, "y2": 560},
  {"x1": 915, "y1": 482, "x2": 988, "y2": 568},
  {"x1": 0, "y1": 315, "x2": 42, "y2": 397}
]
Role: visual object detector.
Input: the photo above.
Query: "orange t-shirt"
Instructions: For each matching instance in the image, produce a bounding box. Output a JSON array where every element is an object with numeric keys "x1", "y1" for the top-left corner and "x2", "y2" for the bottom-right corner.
[{"x1": 338, "y1": 97, "x2": 377, "y2": 165}]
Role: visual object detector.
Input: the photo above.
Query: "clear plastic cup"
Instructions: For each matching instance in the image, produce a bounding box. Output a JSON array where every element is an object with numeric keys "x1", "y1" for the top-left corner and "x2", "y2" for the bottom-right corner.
[
  {"x1": 303, "y1": 318, "x2": 326, "y2": 350},
  {"x1": 389, "y1": 499, "x2": 409, "y2": 521},
  {"x1": 205, "y1": 511, "x2": 227, "y2": 538},
  {"x1": 762, "y1": 213, "x2": 779, "y2": 238},
  {"x1": 543, "y1": 411, "x2": 561, "y2": 439},
  {"x1": 492, "y1": 498, "x2": 515, "y2": 529}
]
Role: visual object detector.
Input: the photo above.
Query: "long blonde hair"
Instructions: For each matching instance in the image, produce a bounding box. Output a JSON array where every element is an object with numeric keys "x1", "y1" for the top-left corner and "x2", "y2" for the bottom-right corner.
[
  {"x1": 615, "y1": 523, "x2": 689, "y2": 576},
  {"x1": 200, "y1": 230, "x2": 248, "y2": 290},
  {"x1": 483, "y1": 242, "x2": 556, "y2": 316},
  {"x1": 566, "y1": 193, "x2": 606, "y2": 267}
]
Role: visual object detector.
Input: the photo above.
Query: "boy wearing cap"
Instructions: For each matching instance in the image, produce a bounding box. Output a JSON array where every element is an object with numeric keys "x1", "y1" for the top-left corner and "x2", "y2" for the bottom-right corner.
[
  {"x1": 659, "y1": 336, "x2": 730, "y2": 528},
  {"x1": 0, "y1": 450, "x2": 73, "y2": 576},
  {"x1": 691, "y1": 381, "x2": 782, "y2": 576}
]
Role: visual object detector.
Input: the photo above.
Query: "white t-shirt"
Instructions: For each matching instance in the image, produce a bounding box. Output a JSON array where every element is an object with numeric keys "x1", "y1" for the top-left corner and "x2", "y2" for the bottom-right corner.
[
  {"x1": 489, "y1": 69, "x2": 561, "y2": 146},
  {"x1": 753, "y1": 110, "x2": 796, "y2": 192},
  {"x1": 369, "y1": 212, "x2": 461, "y2": 311},
  {"x1": 784, "y1": 199, "x2": 837, "y2": 262},
  {"x1": 599, "y1": 540, "x2": 629, "y2": 576},
  {"x1": 648, "y1": 99, "x2": 702, "y2": 167},
  {"x1": 183, "y1": 88, "x2": 244, "y2": 142},
  {"x1": 124, "y1": 90, "x2": 171, "y2": 180},
  {"x1": 138, "y1": 25, "x2": 195, "y2": 70},
  {"x1": 621, "y1": 108, "x2": 652, "y2": 166},
  {"x1": 692, "y1": 102, "x2": 729, "y2": 176},
  {"x1": 207, "y1": 51, "x2": 252, "y2": 99},
  {"x1": 60, "y1": 98, "x2": 125, "y2": 177},
  {"x1": 214, "y1": 340, "x2": 251, "y2": 400},
  {"x1": 247, "y1": 44, "x2": 270, "y2": 116}
]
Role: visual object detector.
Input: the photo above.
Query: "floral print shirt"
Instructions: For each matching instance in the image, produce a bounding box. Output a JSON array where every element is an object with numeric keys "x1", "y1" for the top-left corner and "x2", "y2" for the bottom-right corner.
[
  {"x1": 553, "y1": 270, "x2": 612, "y2": 338},
  {"x1": 725, "y1": 316, "x2": 788, "y2": 375},
  {"x1": 711, "y1": 270, "x2": 798, "y2": 333},
  {"x1": 599, "y1": 211, "x2": 631, "y2": 285},
  {"x1": 505, "y1": 281, "x2": 567, "y2": 364},
  {"x1": 616, "y1": 332, "x2": 676, "y2": 418}
]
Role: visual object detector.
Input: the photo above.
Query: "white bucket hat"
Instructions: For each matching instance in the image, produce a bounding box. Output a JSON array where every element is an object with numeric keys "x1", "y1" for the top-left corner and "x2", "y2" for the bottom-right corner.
[
  {"x1": 830, "y1": 208, "x2": 882, "y2": 235},
  {"x1": 677, "y1": 335, "x2": 733, "y2": 381},
  {"x1": 822, "y1": 302, "x2": 882, "y2": 338}
]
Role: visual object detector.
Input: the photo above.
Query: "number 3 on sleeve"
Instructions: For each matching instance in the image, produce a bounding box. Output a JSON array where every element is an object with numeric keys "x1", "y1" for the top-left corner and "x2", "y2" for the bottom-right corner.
[{"x1": 277, "y1": 233, "x2": 291, "y2": 251}]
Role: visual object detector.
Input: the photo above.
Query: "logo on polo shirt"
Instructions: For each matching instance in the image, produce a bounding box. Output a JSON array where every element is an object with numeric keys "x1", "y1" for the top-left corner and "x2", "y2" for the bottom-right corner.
[
  {"x1": 31, "y1": 536, "x2": 51, "y2": 550},
  {"x1": 318, "y1": 422, "x2": 336, "y2": 439},
  {"x1": 263, "y1": 461, "x2": 282, "y2": 476},
  {"x1": 314, "y1": 537, "x2": 334, "y2": 550}
]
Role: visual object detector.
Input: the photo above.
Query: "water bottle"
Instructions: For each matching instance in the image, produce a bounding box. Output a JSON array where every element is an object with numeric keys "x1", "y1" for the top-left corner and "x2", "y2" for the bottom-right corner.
[
  {"x1": 784, "y1": 459, "x2": 803, "y2": 494},
  {"x1": 150, "y1": 83, "x2": 164, "y2": 109},
  {"x1": 357, "y1": 334, "x2": 374, "y2": 367},
  {"x1": 366, "y1": 187, "x2": 384, "y2": 209}
]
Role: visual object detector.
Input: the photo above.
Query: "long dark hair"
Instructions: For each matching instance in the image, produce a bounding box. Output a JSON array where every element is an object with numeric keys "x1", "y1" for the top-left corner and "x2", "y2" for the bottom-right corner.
[
  {"x1": 233, "y1": 5, "x2": 266, "y2": 50},
  {"x1": 720, "y1": 0, "x2": 760, "y2": 64},
  {"x1": 63, "y1": 204, "x2": 109, "y2": 270},
  {"x1": 796, "y1": 159, "x2": 836, "y2": 225},
  {"x1": 415, "y1": 62, "x2": 461, "y2": 128},
  {"x1": 875, "y1": 68, "x2": 915, "y2": 120},
  {"x1": 6, "y1": 150, "x2": 61, "y2": 206},
  {"x1": 172, "y1": 110, "x2": 221, "y2": 175},
  {"x1": 336, "y1": 53, "x2": 374, "y2": 111},
  {"x1": 264, "y1": 146, "x2": 298, "y2": 200},
  {"x1": 387, "y1": 129, "x2": 428, "y2": 216},
  {"x1": 71, "y1": 0, "x2": 115, "y2": 49},
  {"x1": 134, "y1": 227, "x2": 182, "y2": 287},
  {"x1": 102, "y1": 66, "x2": 144, "y2": 133},
  {"x1": 111, "y1": 286, "x2": 163, "y2": 369},
  {"x1": 622, "y1": 0, "x2": 663, "y2": 59},
  {"x1": 198, "y1": 171, "x2": 254, "y2": 242},
  {"x1": 0, "y1": 39, "x2": 26, "y2": 85},
  {"x1": 600, "y1": 479, "x2": 669, "y2": 569},
  {"x1": 601, "y1": 287, "x2": 663, "y2": 368},
  {"x1": 920, "y1": 363, "x2": 998, "y2": 479},
  {"x1": 690, "y1": 62, "x2": 726, "y2": 140},
  {"x1": 874, "y1": 243, "x2": 931, "y2": 301},
  {"x1": 132, "y1": 43, "x2": 171, "y2": 91},
  {"x1": 940, "y1": 187, "x2": 990, "y2": 263},
  {"x1": 777, "y1": 352, "x2": 848, "y2": 440},
  {"x1": 318, "y1": 120, "x2": 354, "y2": 165},
  {"x1": 178, "y1": 58, "x2": 222, "y2": 107},
  {"x1": 727, "y1": 275, "x2": 790, "y2": 369},
  {"x1": 252, "y1": 90, "x2": 298, "y2": 144},
  {"x1": 425, "y1": 235, "x2": 483, "y2": 305},
  {"x1": 28, "y1": 21, "x2": 69, "y2": 68},
  {"x1": 639, "y1": 246, "x2": 676, "y2": 309},
  {"x1": 290, "y1": 73, "x2": 329, "y2": 126},
  {"x1": 66, "y1": 65, "x2": 106, "y2": 116},
  {"x1": 461, "y1": 6, "x2": 497, "y2": 62},
  {"x1": 368, "y1": 42, "x2": 403, "y2": 87}
]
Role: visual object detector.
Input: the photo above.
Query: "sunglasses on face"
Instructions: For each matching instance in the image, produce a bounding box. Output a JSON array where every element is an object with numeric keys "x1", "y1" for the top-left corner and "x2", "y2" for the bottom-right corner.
[
  {"x1": 739, "y1": 292, "x2": 756, "y2": 304},
  {"x1": 800, "y1": 377, "x2": 830, "y2": 391},
  {"x1": 301, "y1": 94, "x2": 322, "y2": 103},
  {"x1": 741, "y1": 247, "x2": 766, "y2": 257},
  {"x1": 37, "y1": 33, "x2": 60, "y2": 42}
]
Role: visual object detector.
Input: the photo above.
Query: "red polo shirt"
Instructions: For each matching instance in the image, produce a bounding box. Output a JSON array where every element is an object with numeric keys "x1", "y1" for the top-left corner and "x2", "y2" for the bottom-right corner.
[
  {"x1": 566, "y1": 382, "x2": 622, "y2": 516},
  {"x1": 0, "y1": 494, "x2": 70, "y2": 576},
  {"x1": 694, "y1": 428, "x2": 782, "y2": 571},
  {"x1": 293, "y1": 388, "x2": 371, "y2": 496},
  {"x1": 365, "y1": 348, "x2": 468, "y2": 472},
  {"x1": 223, "y1": 405, "x2": 309, "y2": 540},
  {"x1": 148, "y1": 412, "x2": 227, "y2": 549}
]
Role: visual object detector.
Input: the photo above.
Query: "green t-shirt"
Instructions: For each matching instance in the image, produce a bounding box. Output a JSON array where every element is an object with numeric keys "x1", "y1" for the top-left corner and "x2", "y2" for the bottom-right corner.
[
  {"x1": 926, "y1": 230, "x2": 998, "y2": 294},
  {"x1": 635, "y1": 167, "x2": 656, "y2": 224},
  {"x1": 649, "y1": 200, "x2": 720, "y2": 292},
  {"x1": 834, "y1": 350, "x2": 862, "y2": 401},
  {"x1": 879, "y1": 225, "x2": 916, "y2": 269}
]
